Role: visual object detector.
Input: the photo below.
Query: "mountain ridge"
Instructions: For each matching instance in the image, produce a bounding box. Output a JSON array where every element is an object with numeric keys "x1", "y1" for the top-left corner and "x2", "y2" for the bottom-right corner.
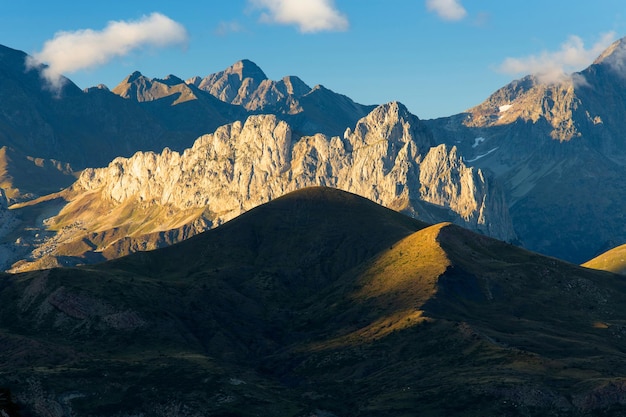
[
  {"x1": 183, "y1": 58, "x2": 376, "y2": 136},
  {"x1": 5, "y1": 38, "x2": 626, "y2": 266}
]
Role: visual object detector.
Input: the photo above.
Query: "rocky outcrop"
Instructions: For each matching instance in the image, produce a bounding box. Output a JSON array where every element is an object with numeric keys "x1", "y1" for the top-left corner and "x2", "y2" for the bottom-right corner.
[
  {"x1": 73, "y1": 102, "x2": 515, "y2": 243},
  {"x1": 418, "y1": 145, "x2": 511, "y2": 239}
]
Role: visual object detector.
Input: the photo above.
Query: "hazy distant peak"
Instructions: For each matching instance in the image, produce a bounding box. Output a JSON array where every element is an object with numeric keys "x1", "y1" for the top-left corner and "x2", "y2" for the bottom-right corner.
[
  {"x1": 112, "y1": 71, "x2": 151, "y2": 97},
  {"x1": 83, "y1": 84, "x2": 110, "y2": 93}
]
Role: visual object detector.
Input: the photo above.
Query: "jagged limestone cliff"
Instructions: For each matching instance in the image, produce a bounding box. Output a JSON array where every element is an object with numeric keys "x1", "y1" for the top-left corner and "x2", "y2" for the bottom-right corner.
[{"x1": 74, "y1": 103, "x2": 513, "y2": 237}]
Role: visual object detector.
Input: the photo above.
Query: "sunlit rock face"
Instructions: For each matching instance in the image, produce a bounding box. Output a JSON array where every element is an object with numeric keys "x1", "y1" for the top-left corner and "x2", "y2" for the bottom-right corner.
[{"x1": 76, "y1": 102, "x2": 515, "y2": 241}]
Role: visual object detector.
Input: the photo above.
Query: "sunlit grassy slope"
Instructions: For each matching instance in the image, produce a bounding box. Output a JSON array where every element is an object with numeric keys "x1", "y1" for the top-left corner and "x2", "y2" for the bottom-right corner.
[
  {"x1": 2, "y1": 187, "x2": 626, "y2": 416},
  {"x1": 583, "y1": 244, "x2": 626, "y2": 275}
]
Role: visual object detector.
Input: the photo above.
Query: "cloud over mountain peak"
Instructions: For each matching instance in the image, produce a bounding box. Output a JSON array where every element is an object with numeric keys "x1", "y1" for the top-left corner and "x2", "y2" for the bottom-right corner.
[{"x1": 26, "y1": 12, "x2": 188, "y2": 92}]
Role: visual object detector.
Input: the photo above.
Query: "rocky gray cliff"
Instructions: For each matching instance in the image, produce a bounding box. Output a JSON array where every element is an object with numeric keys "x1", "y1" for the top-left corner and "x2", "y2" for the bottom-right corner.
[{"x1": 73, "y1": 102, "x2": 514, "y2": 241}]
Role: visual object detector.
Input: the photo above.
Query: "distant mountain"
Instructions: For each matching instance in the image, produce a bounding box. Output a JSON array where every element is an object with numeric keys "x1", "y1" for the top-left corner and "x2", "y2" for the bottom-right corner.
[
  {"x1": 186, "y1": 59, "x2": 272, "y2": 106},
  {"x1": 3, "y1": 187, "x2": 626, "y2": 416},
  {"x1": 0, "y1": 47, "x2": 372, "y2": 202},
  {"x1": 0, "y1": 45, "x2": 188, "y2": 166},
  {"x1": 427, "y1": 36, "x2": 626, "y2": 263},
  {"x1": 186, "y1": 59, "x2": 376, "y2": 136},
  {"x1": 0, "y1": 44, "x2": 200, "y2": 201},
  {"x1": 6, "y1": 102, "x2": 514, "y2": 272},
  {"x1": 111, "y1": 70, "x2": 246, "y2": 138},
  {"x1": 112, "y1": 59, "x2": 374, "y2": 139}
]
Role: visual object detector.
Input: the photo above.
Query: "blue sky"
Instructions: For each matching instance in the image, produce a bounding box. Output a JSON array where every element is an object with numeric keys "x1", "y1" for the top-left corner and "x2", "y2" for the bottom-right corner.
[{"x1": 2, "y1": 1, "x2": 625, "y2": 119}]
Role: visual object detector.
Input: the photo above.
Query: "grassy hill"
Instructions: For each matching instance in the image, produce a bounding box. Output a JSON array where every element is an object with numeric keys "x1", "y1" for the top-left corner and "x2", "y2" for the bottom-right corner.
[
  {"x1": 582, "y1": 244, "x2": 626, "y2": 275},
  {"x1": 2, "y1": 187, "x2": 626, "y2": 416}
]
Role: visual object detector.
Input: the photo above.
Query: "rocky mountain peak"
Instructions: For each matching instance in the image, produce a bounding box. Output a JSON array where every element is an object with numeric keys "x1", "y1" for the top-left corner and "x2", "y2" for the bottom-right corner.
[
  {"x1": 157, "y1": 74, "x2": 185, "y2": 86},
  {"x1": 229, "y1": 59, "x2": 268, "y2": 82},
  {"x1": 366, "y1": 101, "x2": 415, "y2": 122},
  {"x1": 112, "y1": 71, "x2": 202, "y2": 105},
  {"x1": 462, "y1": 74, "x2": 582, "y2": 141},
  {"x1": 348, "y1": 101, "x2": 432, "y2": 149},
  {"x1": 125, "y1": 71, "x2": 146, "y2": 83},
  {"x1": 280, "y1": 75, "x2": 311, "y2": 96},
  {"x1": 187, "y1": 60, "x2": 268, "y2": 105},
  {"x1": 593, "y1": 36, "x2": 626, "y2": 67}
]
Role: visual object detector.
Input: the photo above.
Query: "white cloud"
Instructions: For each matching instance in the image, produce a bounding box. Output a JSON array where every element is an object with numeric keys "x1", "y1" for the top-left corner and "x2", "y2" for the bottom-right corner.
[
  {"x1": 497, "y1": 32, "x2": 617, "y2": 85},
  {"x1": 426, "y1": 0, "x2": 467, "y2": 21},
  {"x1": 27, "y1": 13, "x2": 188, "y2": 91},
  {"x1": 248, "y1": 0, "x2": 348, "y2": 33}
]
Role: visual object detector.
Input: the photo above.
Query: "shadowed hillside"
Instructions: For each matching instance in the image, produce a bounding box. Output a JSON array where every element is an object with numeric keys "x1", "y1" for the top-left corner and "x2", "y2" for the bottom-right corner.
[{"x1": 2, "y1": 187, "x2": 626, "y2": 416}]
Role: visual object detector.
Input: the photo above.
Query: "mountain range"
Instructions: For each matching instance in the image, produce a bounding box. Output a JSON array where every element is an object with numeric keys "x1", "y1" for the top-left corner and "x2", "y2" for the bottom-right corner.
[
  {"x1": 3, "y1": 39, "x2": 626, "y2": 266},
  {"x1": 3, "y1": 187, "x2": 626, "y2": 417},
  {"x1": 0, "y1": 45, "x2": 514, "y2": 272},
  {"x1": 0, "y1": 45, "x2": 371, "y2": 202},
  {"x1": 6, "y1": 102, "x2": 514, "y2": 272},
  {"x1": 4, "y1": 37, "x2": 626, "y2": 415}
]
